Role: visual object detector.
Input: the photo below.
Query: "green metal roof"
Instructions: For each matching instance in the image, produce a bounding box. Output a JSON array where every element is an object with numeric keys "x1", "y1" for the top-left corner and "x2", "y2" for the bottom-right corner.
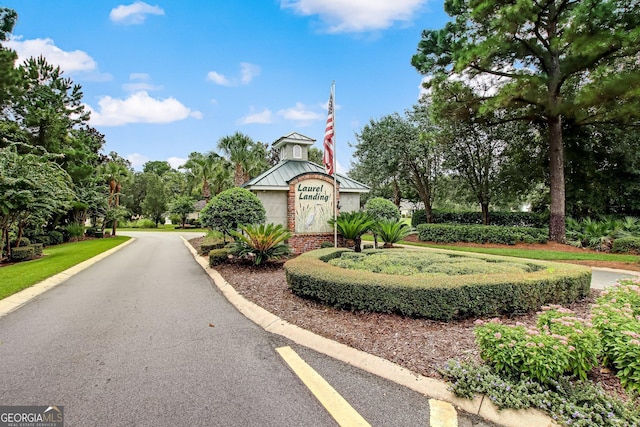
[{"x1": 243, "y1": 160, "x2": 369, "y2": 193}]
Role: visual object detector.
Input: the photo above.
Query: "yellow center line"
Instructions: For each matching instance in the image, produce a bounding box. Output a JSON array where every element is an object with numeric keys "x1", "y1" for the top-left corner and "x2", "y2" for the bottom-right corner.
[{"x1": 276, "y1": 346, "x2": 371, "y2": 427}]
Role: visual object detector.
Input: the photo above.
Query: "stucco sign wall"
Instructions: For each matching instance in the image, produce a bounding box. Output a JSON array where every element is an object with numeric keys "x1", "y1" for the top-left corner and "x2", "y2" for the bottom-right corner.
[{"x1": 294, "y1": 178, "x2": 334, "y2": 232}]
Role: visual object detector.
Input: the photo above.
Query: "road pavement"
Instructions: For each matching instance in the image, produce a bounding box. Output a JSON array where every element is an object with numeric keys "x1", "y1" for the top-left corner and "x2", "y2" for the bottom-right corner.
[{"x1": 1, "y1": 232, "x2": 488, "y2": 426}]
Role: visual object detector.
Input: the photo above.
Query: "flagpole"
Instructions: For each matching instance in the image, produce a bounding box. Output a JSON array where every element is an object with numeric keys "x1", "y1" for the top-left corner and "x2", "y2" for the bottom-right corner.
[{"x1": 331, "y1": 82, "x2": 337, "y2": 248}]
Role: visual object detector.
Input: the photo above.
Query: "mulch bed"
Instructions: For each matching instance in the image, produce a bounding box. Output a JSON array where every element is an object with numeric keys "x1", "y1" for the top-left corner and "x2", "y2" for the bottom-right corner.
[{"x1": 190, "y1": 236, "x2": 631, "y2": 400}]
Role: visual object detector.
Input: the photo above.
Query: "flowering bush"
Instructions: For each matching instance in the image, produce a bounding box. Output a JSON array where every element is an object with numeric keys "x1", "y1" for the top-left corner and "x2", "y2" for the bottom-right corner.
[
  {"x1": 592, "y1": 279, "x2": 640, "y2": 393},
  {"x1": 442, "y1": 361, "x2": 639, "y2": 427},
  {"x1": 475, "y1": 307, "x2": 601, "y2": 383}
]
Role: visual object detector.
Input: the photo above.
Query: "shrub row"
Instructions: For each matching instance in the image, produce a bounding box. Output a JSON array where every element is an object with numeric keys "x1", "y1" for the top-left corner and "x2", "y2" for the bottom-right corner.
[
  {"x1": 284, "y1": 248, "x2": 591, "y2": 321},
  {"x1": 200, "y1": 238, "x2": 226, "y2": 255},
  {"x1": 411, "y1": 210, "x2": 547, "y2": 228},
  {"x1": 9, "y1": 243, "x2": 44, "y2": 261},
  {"x1": 209, "y1": 248, "x2": 231, "y2": 267},
  {"x1": 416, "y1": 223, "x2": 548, "y2": 244},
  {"x1": 611, "y1": 237, "x2": 640, "y2": 254}
]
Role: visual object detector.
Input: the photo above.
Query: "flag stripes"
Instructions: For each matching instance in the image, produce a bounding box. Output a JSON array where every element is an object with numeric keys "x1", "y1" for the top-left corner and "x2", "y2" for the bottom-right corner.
[{"x1": 323, "y1": 87, "x2": 335, "y2": 176}]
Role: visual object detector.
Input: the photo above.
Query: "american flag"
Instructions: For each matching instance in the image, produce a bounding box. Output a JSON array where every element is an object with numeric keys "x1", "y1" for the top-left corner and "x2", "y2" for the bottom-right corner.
[{"x1": 323, "y1": 86, "x2": 335, "y2": 176}]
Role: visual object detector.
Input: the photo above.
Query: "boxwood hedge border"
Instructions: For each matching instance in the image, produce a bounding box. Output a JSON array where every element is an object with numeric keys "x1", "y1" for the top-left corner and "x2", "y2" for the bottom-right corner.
[{"x1": 285, "y1": 248, "x2": 592, "y2": 321}]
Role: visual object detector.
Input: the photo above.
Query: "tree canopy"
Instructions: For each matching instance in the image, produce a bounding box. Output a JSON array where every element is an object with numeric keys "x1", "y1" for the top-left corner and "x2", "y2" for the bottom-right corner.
[{"x1": 412, "y1": 0, "x2": 640, "y2": 241}]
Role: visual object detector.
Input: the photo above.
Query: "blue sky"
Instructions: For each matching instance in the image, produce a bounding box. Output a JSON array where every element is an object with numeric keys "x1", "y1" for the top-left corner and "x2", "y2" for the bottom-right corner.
[{"x1": 4, "y1": 1, "x2": 448, "y2": 172}]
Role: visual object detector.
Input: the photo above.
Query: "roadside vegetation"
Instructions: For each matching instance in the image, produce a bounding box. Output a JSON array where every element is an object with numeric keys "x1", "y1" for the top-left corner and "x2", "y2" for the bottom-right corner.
[
  {"x1": 443, "y1": 279, "x2": 640, "y2": 427},
  {"x1": 0, "y1": 236, "x2": 130, "y2": 300}
]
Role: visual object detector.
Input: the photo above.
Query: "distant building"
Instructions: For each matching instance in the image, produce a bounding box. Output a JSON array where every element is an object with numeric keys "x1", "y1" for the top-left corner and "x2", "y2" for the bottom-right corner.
[{"x1": 243, "y1": 132, "x2": 369, "y2": 253}]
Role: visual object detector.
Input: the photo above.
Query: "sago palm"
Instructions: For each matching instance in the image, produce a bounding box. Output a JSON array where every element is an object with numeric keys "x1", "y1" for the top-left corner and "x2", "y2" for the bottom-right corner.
[
  {"x1": 230, "y1": 223, "x2": 292, "y2": 265},
  {"x1": 374, "y1": 219, "x2": 413, "y2": 248},
  {"x1": 329, "y1": 211, "x2": 375, "y2": 252}
]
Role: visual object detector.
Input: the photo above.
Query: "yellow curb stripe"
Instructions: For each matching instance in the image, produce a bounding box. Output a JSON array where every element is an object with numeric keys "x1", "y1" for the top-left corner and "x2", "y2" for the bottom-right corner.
[
  {"x1": 276, "y1": 346, "x2": 371, "y2": 427},
  {"x1": 429, "y1": 399, "x2": 458, "y2": 427}
]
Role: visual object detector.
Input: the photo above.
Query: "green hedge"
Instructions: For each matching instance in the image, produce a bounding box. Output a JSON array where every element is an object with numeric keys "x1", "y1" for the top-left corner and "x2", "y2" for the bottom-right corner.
[
  {"x1": 200, "y1": 238, "x2": 226, "y2": 255},
  {"x1": 32, "y1": 235, "x2": 51, "y2": 246},
  {"x1": 411, "y1": 210, "x2": 547, "y2": 228},
  {"x1": 285, "y1": 248, "x2": 591, "y2": 321},
  {"x1": 209, "y1": 248, "x2": 230, "y2": 267},
  {"x1": 30, "y1": 243, "x2": 43, "y2": 256},
  {"x1": 611, "y1": 237, "x2": 640, "y2": 254},
  {"x1": 10, "y1": 246, "x2": 35, "y2": 262},
  {"x1": 48, "y1": 231, "x2": 64, "y2": 245},
  {"x1": 416, "y1": 223, "x2": 548, "y2": 244}
]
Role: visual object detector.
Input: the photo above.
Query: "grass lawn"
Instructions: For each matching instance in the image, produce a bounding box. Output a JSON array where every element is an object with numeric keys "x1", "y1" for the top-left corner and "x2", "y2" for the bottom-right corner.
[
  {"x1": 117, "y1": 225, "x2": 206, "y2": 233},
  {"x1": 398, "y1": 240, "x2": 640, "y2": 263},
  {"x1": 0, "y1": 236, "x2": 130, "y2": 300}
]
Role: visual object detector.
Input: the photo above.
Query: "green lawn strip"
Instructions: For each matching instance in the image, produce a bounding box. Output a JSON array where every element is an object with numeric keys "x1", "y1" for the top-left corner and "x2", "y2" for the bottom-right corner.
[
  {"x1": 397, "y1": 240, "x2": 640, "y2": 263},
  {"x1": 117, "y1": 226, "x2": 206, "y2": 233},
  {"x1": 0, "y1": 236, "x2": 130, "y2": 300}
]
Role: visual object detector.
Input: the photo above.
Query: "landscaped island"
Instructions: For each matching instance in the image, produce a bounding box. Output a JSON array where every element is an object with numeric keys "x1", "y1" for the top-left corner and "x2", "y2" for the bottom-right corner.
[{"x1": 285, "y1": 247, "x2": 592, "y2": 321}]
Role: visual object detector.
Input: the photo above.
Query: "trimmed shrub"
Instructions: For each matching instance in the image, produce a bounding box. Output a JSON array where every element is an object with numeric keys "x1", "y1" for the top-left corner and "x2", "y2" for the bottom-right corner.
[
  {"x1": 285, "y1": 248, "x2": 591, "y2": 321},
  {"x1": 416, "y1": 223, "x2": 548, "y2": 244},
  {"x1": 33, "y1": 235, "x2": 50, "y2": 246},
  {"x1": 412, "y1": 210, "x2": 546, "y2": 228},
  {"x1": 30, "y1": 243, "x2": 43, "y2": 256},
  {"x1": 611, "y1": 237, "x2": 640, "y2": 254},
  {"x1": 200, "y1": 239, "x2": 226, "y2": 255},
  {"x1": 365, "y1": 198, "x2": 401, "y2": 222},
  {"x1": 200, "y1": 187, "x2": 266, "y2": 239},
  {"x1": 209, "y1": 248, "x2": 230, "y2": 267},
  {"x1": 320, "y1": 241, "x2": 335, "y2": 249},
  {"x1": 10, "y1": 246, "x2": 35, "y2": 262},
  {"x1": 48, "y1": 231, "x2": 64, "y2": 245},
  {"x1": 10, "y1": 237, "x2": 31, "y2": 247}
]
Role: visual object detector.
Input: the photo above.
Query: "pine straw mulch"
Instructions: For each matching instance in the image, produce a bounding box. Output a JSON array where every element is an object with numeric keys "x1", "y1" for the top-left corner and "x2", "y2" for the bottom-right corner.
[{"x1": 189, "y1": 237, "x2": 635, "y2": 400}]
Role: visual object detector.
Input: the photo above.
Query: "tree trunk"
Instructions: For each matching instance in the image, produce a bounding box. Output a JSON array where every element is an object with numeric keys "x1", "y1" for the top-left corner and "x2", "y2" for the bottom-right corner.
[
  {"x1": 392, "y1": 179, "x2": 401, "y2": 207},
  {"x1": 425, "y1": 204, "x2": 433, "y2": 224},
  {"x1": 202, "y1": 178, "x2": 211, "y2": 201},
  {"x1": 354, "y1": 236, "x2": 362, "y2": 252},
  {"x1": 480, "y1": 202, "x2": 490, "y2": 225},
  {"x1": 234, "y1": 163, "x2": 244, "y2": 187},
  {"x1": 548, "y1": 115, "x2": 566, "y2": 243}
]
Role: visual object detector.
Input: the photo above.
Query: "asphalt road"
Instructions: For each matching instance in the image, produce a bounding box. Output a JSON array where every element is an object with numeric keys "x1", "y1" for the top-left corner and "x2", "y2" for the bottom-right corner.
[{"x1": 0, "y1": 232, "x2": 473, "y2": 427}]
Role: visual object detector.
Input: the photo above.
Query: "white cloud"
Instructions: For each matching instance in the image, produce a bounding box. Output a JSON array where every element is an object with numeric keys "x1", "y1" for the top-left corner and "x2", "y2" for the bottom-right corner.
[
  {"x1": 239, "y1": 108, "x2": 272, "y2": 124},
  {"x1": 206, "y1": 71, "x2": 232, "y2": 86},
  {"x1": 110, "y1": 2, "x2": 165, "y2": 24},
  {"x1": 122, "y1": 73, "x2": 162, "y2": 92},
  {"x1": 5, "y1": 37, "x2": 104, "y2": 75},
  {"x1": 207, "y1": 62, "x2": 260, "y2": 86},
  {"x1": 278, "y1": 102, "x2": 324, "y2": 124},
  {"x1": 240, "y1": 62, "x2": 260, "y2": 84},
  {"x1": 122, "y1": 82, "x2": 163, "y2": 91},
  {"x1": 167, "y1": 156, "x2": 188, "y2": 169},
  {"x1": 280, "y1": 0, "x2": 426, "y2": 33},
  {"x1": 130, "y1": 73, "x2": 150, "y2": 80},
  {"x1": 87, "y1": 91, "x2": 202, "y2": 126},
  {"x1": 127, "y1": 153, "x2": 149, "y2": 169}
]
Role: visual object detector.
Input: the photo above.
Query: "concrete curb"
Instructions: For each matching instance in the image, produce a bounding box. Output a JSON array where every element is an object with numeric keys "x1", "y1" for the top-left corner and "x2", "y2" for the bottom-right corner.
[
  {"x1": 183, "y1": 237, "x2": 559, "y2": 427},
  {"x1": 0, "y1": 237, "x2": 135, "y2": 319},
  {"x1": 592, "y1": 266, "x2": 640, "y2": 277}
]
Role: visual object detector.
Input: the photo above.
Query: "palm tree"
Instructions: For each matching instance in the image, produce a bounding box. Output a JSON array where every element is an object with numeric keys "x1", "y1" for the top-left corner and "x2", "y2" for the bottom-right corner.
[
  {"x1": 217, "y1": 132, "x2": 267, "y2": 186},
  {"x1": 181, "y1": 151, "x2": 226, "y2": 200},
  {"x1": 98, "y1": 159, "x2": 131, "y2": 235},
  {"x1": 329, "y1": 211, "x2": 375, "y2": 252}
]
